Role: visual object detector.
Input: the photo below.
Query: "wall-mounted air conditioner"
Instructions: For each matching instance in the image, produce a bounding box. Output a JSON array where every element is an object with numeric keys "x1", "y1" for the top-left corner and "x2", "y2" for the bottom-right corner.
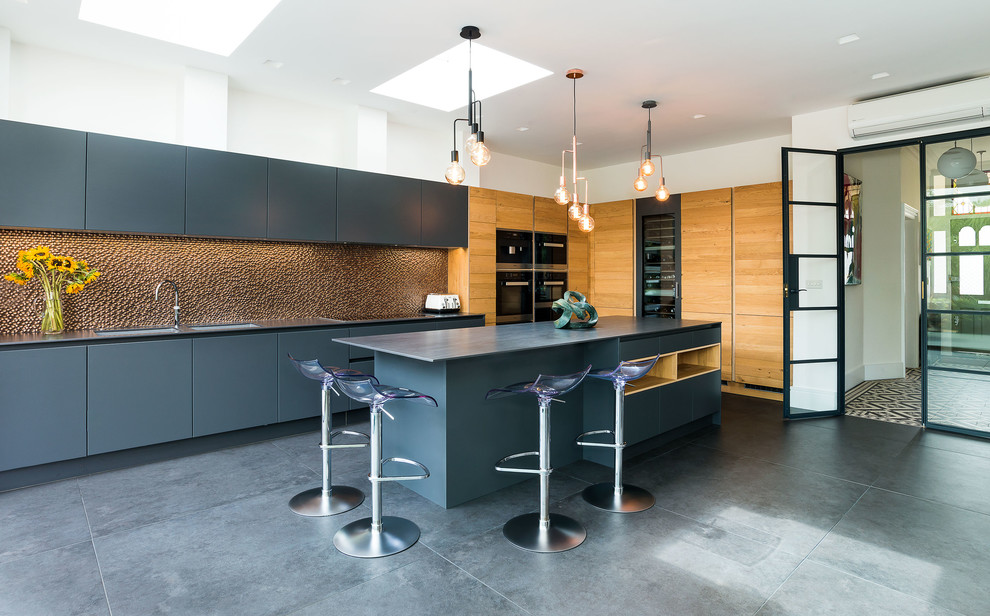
[{"x1": 848, "y1": 76, "x2": 990, "y2": 138}]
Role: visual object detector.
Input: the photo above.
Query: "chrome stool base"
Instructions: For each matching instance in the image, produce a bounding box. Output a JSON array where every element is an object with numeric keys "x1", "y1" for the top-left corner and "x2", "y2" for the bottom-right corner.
[
  {"x1": 333, "y1": 516, "x2": 421, "y2": 558},
  {"x1": 503, "y1": 512, "x2": 586, "y2": 553},
  {"x1": 289, "y1": 485, "x2": 364, "y2": 517},
  {"x1": 581, "y1": 482, "x2": 655, "y2": 513}
]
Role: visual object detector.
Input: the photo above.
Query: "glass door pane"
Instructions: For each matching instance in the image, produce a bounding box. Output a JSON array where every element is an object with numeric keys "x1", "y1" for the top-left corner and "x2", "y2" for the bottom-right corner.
[{"x1": 923, "y1": 135, "x2": 990, "y2": 436}]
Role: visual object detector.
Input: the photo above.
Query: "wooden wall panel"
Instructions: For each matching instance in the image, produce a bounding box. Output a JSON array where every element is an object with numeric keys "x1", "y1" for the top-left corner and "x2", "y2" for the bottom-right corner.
[
  {"x1": 495, "y1": 190, "x2": 533, "y2": 231},
  {"x1": 682, "y1": 311, "x2": 732, "y2": 380},
  {"x1": 467, "y1": 187, "x2": 497, "y2": 325},
  {"x1": 568, "y1": 219, "x2": 590, "y2": 295},
  {"x1": 534, "y1": 196, "x2": 567, "y2": 233},
  {"x1": 589, "y1": 200, "x2": 635, "y2": 316},
  {"x1": 733, "y1": 182, "x2": 782, "y2": 317},
  {"x1": 734, "y1": 314, "x2": 783, "y2": 388},
  {"x1": 681, "y1": 188, "x2": 732, "y2": 315}
]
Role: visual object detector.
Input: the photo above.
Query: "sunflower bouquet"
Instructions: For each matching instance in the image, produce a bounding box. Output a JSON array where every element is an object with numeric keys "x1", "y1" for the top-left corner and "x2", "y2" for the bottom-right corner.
[{"x1": 4, "y1": 245, "x2": 101, "y2": 334}]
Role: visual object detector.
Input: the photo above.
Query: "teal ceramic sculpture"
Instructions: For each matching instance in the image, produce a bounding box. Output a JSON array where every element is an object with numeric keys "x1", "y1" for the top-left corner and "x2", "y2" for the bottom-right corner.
[{"x1": 551, "y1": 291, "x2": 598, "y2": 329}]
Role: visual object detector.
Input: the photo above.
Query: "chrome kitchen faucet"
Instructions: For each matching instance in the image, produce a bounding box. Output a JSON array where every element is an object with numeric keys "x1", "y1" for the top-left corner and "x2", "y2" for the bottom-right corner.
[{"x1": 154, "y1": 280, "x2": 180, "y2": 327}]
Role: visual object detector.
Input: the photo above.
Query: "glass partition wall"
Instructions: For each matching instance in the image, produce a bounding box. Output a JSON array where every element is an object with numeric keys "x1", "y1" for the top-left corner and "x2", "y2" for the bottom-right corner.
[{"x1": 924, "y1": 135, "x2": 990, "y2": 436}]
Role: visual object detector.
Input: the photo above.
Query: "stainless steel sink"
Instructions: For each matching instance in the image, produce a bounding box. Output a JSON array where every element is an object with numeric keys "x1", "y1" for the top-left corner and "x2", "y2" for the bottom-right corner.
[
  {"x1": 185, "y1": 322, "x2": 260, "y2": 331},
  {"x1": 95, "y1": 326, "x2": 179, "y2": 336}
]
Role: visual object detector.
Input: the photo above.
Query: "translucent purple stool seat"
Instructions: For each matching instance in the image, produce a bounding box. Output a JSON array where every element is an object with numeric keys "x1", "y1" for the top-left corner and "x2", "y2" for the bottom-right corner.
[
  {"x1": 331, "y1": 376, "x2": 436, "y2": 558},
  {"x1": 577, "y1": 355, "x2": 661, "y2": 513},
  {"x1": 486, "y1": 366, "x2": 591, "y2": 553},
  {"x1": 286, "y1": 355, "x2": 374, "y2": 517}
]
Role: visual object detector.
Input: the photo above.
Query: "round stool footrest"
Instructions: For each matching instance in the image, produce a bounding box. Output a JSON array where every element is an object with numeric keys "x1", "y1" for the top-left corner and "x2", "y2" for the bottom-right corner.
[
  {"x1": 495, "y1": 451, "x2": 546, "y2": 475},
  {"x1": 378, "y1": 457, "x2": 430, "y2": 481},
  {"x1": 575, "y1": 429, "x2": 621, "y2": 449},
  {"x1": 326, "y1": 429, "x2": 370, "y2": 450}
]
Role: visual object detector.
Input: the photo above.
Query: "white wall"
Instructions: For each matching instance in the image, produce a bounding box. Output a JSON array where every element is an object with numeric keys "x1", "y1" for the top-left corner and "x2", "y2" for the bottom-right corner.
[
  {"x1": 843, "y1": 156, "x2": 866, "y2": 388},
  {"x1": 479, "y1": 151, "x2": 560, "y2": 198},
  {"x1": 0, "y1": 28, "x2": 10, "y2": 119}
]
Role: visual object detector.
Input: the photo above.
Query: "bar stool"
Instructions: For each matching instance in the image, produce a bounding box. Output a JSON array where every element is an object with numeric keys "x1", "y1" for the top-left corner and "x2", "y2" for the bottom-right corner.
[
  {"x1": 576, "y1": 355, "x2": 661, "y2": 513},
  {"x1": 486, "y1": 365, "x2": 591, "y2": 553},
  {"x1": 331, "y1": 375, "x2": 436, "y2": 558},
  {"x1": 286, "y1": 355, "x2": 372, "y2": 517}
]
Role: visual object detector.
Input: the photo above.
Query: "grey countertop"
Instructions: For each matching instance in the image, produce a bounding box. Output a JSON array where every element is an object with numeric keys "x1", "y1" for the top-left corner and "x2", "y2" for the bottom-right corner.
[
  {"x1": 333, "y1": 316, "x2": 721, "y2": 363},
  {"x1": 0, "y1": 313, "x2": 484, "y2": 348}
]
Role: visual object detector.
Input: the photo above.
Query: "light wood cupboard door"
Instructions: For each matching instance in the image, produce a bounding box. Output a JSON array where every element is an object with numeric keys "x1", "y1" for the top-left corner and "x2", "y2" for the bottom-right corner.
[
  {"x1": 681, "y1": 188, "x2": 732, "y2": 315},
  {"x1": 534, "y1": 196, "x2": 567, "y2": 233},
  {"x1": 733, "y1": 182, "x2": 783, "y2": 317},
  {"x1": 468, "y1": 187, "x2": 497, "y2": 325},
  {"x1": 495, "y1": 190, "x2": 533, "y2": 231},
  {"x1": 589, "y1": 200, "x2": 635, "y2": 316},
  {"x1": 734, "y1": 314, "x2": 783, "y2": 388},
  {"x1": 568, "y1": 221, "x2": 590, "y2": 295}
]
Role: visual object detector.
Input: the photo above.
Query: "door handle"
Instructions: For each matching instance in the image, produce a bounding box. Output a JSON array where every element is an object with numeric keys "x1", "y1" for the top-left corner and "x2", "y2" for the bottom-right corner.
[{"x1": 503, "y1": 282, "x2": 530, "y2": 287}]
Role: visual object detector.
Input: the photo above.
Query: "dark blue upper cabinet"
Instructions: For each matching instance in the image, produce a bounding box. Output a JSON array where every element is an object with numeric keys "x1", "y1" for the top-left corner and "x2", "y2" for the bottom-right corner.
[
  {"x1": 0, "y1": 119, "x2": 86, "y2": 229},
  {"x1": 268, "y1": 159, "x2": 337, "y2": 242},
  {"x1": 421, "y1": 180, "x2": 468, "y2": 247},
  {"x1": 86, "y1": 133, "x2": 186, "y2": 234},
  {"x1": 186, "y1": 148, "x2": 268, "y2": 238},
  {"x1": 337, "y1": 168, "x2": 421, "y2": 245}
]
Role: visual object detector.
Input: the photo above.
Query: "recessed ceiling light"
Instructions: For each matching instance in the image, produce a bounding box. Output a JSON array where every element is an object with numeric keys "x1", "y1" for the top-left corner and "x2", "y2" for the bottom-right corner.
[
  {"x1": 693, "y1": 114, "x2": 707, "y2": 119},
  {"x1": 516, "y1": 126, "x2": 530, "y2": 132},
  {"x1": 332, "y1": 78, "x2": 351, "y2": 86},
  {"x1": 871, "y1": 72, "x2": 891, "y2": 80},
  {"x1": 837, "y1": 34, "x2": 860, "y2": 45},
  {"x1": 263, "y1": 60, "x2": 283, "y2": 69},
  {"x1": 371, "y1": 42, "x2": 552, "y2": 112},
  {"x1": 78, "y1": 0, "x2": 282, "y2": 57}
]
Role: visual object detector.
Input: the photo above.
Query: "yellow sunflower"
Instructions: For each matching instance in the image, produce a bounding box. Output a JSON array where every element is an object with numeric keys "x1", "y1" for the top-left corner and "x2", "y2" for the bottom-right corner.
[
  {"x1": 47, "y1": 256, "x2": 74, "y2": 272},
  {"x1": 30, "y1": 246, "x2": 51, "y2": 260},
  {"x1": 65, "y1": 283, "x2": 85, "y2": 294},
  {"x1": 84, "y1": 271, "x2": 101, "y2": 284},
  {"x1": 4, "y1": 272, "x2": 28, "y2": 285},
  {"x1": 16, "y1": 260, "x2": 34, "y2": 277}
]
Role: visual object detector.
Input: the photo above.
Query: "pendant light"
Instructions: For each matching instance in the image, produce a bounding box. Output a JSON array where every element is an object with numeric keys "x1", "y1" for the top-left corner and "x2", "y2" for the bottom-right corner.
[
  {"x1": 633, "y1": 100, "x2": 669, "y2": 201},
  {"x1": 555, "y1": 68, "x2": 593, "y2": 232},
  {"x1": 444, "y1": 25, "x2": 491, "y2": 185},
  {"x1": 937, "y1": 140, "x2": 977, "y2": 180}
]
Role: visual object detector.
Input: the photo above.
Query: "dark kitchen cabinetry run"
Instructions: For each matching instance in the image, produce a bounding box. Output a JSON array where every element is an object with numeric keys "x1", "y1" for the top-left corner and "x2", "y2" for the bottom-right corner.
[
  {"x1": 276, "y1": 328, "x2": 350, "y2": 421},
  {"x1": 0, "y1": 346, "x2": 87, "y2": 472},
  {"x1": 421, "y1": 180, "x2": 468, "y2": 247},
  {"x1": 268, "y1": 159, "x2": 337, "y2": 242},
  {"x1": 87, "y1": 339, "x2": 193, "y2": 454},
  {"x1": 637, "y1": 195, "x2": 681, "y2": 319},
  {"x1": 0, "y1": 119, "x2": 86, "y2": 230},
  {"x1": 186, "y1": 148, "x2": 269, "y2": 238},
  {"x1": 85, "y1": 133, "x2": 186, "y2": 234},
  {"x1": 193, "y1": 333, "x2": 278, "y2": 436},
  {"x1": 337, "y1": 169, "x2": 422, "y2": 245}
]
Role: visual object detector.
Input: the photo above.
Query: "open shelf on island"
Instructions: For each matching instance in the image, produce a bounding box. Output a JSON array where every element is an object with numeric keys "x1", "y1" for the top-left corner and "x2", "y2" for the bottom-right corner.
[{"x1": 624, "y1": 343, "x2": 721, "y2": 395}]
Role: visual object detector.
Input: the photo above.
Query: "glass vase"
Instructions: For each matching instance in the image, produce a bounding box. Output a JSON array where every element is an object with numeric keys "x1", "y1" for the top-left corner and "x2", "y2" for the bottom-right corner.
[{"x1": 40, "y1": 287, "x2": 64, "y2": 334}]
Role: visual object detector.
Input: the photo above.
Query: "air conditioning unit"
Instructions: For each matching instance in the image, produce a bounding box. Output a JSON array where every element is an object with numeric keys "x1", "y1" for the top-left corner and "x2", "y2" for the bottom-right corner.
[{"x1": 847, "y1": 76, "x2": 990, "y2": 138}]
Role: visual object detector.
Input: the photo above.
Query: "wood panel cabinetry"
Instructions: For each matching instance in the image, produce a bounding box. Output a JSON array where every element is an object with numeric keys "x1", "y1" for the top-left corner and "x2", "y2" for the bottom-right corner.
[
  {"x1": 589, "y1": 200, "x2": 635, "y2": 316},
  {"x1": 534, "y1": 196, "x2": 567, "y2": 233},
  {"x1": 495, "y1": 190, "x2": 533, "y2": 231}
]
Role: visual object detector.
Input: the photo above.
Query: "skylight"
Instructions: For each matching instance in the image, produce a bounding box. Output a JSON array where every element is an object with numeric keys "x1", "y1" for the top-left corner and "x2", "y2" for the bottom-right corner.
[
  {"x1": 371, "y1": 42, "x2": 552, "y2": 112},
  {"x1": 78, "y1": 0, "x2": 282, "y2": 57}
]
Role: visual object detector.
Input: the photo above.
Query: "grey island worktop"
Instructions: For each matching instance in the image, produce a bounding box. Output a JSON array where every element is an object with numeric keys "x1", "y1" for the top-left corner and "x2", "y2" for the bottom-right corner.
[{"x1": 333, "y1": 316, "x2": 723, "y2": 508}]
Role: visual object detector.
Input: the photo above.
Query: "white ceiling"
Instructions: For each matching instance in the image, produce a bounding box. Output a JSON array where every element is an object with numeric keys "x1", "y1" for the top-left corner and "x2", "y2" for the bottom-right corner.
[{"x1": 3, "y1": 0, "x2": 990, "y2": 169}]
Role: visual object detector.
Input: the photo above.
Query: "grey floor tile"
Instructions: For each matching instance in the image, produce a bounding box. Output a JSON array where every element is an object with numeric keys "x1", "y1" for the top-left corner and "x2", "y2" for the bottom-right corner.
[
  {"x1": 875, "y1": 443, "x2": 990, "y2": 516},
  {"x1": 810, "y1": 488, "x2": 990, "y2": 615},
  {"x1": 288, "y1": 550, "x2": 527, "y2": 616},
  {"x1": 270, "y1": 429, "x2": 371, "y2": 479},
  {"x1": 625, "y1": 444, "x2": 867, "y2": 556},
  {"x1": 758, "y1": 560, "x2": 962, "y2": 616},
  {"x1": 95, "y1": 487, "x2": 426, "y2": 616},
  {"x1": 0, "y1": 479, "x2": 91, "y2": 564},
  {"x1": 694, "y1": 417, "x2": 911, "y2": 484},
  {"x1": 800, "y1": 414, "x2": 922, "y2": 443},
  {"x1": 378, "y1": 471, "x2": 590, "y2": 555},
  {"x1": 78, "y1": 441, "x2": 316, "y2": 537},
  {"x1": 0, "y1": 541, "x2": 108, "y2": 616},
  {"x1": 443, "y1": 492, "x2": 803, "y2": 616},
  {"x1": 912, "y1": 429, "x2": 990, "y2": 460}
]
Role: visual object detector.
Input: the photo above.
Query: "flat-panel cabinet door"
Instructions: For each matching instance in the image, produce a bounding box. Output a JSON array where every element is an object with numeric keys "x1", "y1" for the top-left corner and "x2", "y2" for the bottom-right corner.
[
  {"x1": 0, "y1": 346, "x2": 86, "y2": 471},
  {"x1": 276, "y1": 328, "x2": 350, "y2": 422},
  {"x1": 0, "y1": 120, "x2": 86, "y2": 229},
  {"x1": 193, "y1": 334, "x2": 277, "y2": 436},
  {"x1": 268, "y1": 159, "x2": 337, "y2": 242},
  {"x1": 624, "y1": 388, "x2": 661, "y2": 444},
  {"x1": 85, "y1": 133, "x2": 186, "y2": 234},
  {"x1": 421, "y1": 180, "x2": 468, "y2": 247},
  {"x1": 434, "y1": 316, "x2": 485, "y2": 330},
  {"x1": 186, "y1": 148, "x2": 268, "y2": 238},
  {"x1": 337, "y1": 169, "x2": 421, "y2": 245},
  {"x1": 658, "y1": 379, "x2": 694, "y2": 433},
  {"x1": 87, "y1": 339, "x2": 193, "y2": 454}
]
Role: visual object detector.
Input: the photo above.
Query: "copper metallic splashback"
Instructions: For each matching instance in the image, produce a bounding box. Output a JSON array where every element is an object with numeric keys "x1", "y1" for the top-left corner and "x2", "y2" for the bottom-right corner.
[{"x1": 0, "y1": 229, "x2": 448, "y2": 334}]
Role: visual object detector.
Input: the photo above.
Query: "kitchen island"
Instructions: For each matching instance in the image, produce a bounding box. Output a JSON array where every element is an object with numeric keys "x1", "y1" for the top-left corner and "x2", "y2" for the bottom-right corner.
[{"x1": 334, "y1": 316, "x2": 722, "y2": 508}]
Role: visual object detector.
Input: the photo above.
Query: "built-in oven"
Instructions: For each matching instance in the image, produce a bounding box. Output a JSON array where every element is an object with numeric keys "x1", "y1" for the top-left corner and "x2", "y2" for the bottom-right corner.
[
  {"x1": 496, "y1": 229, "x2": 533, "y2": 270},
  {"x1": 535, "y1": 232, "x2": 567, "y2": 271},
  {"x1": 534, "y1": 271, "x2": 567, "y2": 322},
  {"x1": 496, "y1": 271, "x2": 533, "y2": 324}
]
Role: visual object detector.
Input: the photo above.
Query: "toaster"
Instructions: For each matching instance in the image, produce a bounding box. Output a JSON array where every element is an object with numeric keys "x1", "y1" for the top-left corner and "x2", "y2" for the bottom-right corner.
[{"x1": 424, "y1": 294, "x2": 461, "y2": 313}]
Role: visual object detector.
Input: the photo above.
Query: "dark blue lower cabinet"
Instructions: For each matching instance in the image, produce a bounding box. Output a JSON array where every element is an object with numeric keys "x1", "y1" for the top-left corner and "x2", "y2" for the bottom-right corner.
[
  {"x1": 193, "y1": 334, "x2": 277, "y2": 436},
  {"x1": 693, "y1": 371, "x2": 722, "y2": 421},
  {"x1": 658, "y1": 379, "x2": 694, "y2": 433},
  {"x1": 434, "y1": 316, "x2": 485, "y2": 330},
  {"x1": 87, "y1": 339, "x2": 193, "y2": 454},
  {"x1": 624, "y1": 388, "x2": 661, "y2": 444},
  {"x1": 276, "y1": 328, "x2": 350, "y2": 422},
  {"x1": 0, "y1": 346, "x2": 87, "y2": 471}
]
